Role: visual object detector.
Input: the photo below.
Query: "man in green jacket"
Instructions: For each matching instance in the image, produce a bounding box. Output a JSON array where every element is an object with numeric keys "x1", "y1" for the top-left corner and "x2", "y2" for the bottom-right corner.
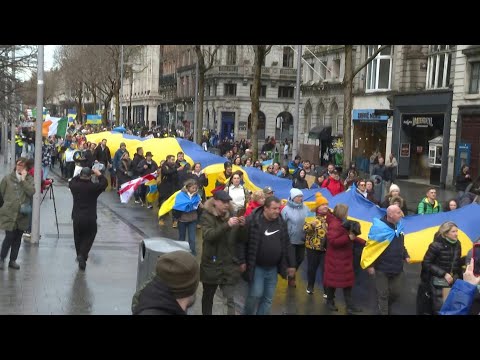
[
  {"x1": 199, "y1": 190, "x2": 246, "y2": 315},
  {"x1": 417, "y1": 187, "x2": 442, "y2": 214},
  {"x1": 0, "y1": 158, "x2": 35, "y2": 270}
]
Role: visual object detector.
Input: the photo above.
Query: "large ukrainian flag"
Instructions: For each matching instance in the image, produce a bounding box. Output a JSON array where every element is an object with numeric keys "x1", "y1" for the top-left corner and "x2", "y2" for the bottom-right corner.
[{"x1": 85, "y1": 131, "x2": 480, "y2": 262}]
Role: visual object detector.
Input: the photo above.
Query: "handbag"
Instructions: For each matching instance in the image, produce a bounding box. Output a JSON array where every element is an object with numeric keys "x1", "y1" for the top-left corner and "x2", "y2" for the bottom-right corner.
[
  {"x1": 20, "y1": 203, "x2": 32, "y2": 215},
  {"x1": 431, "y1": 276, "x2": 450, "y2": 288}
]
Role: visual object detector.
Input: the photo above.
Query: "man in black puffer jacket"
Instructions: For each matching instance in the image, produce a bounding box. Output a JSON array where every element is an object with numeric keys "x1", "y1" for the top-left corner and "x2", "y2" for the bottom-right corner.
[
  {"x1": 132, "y1": 251, "x2": 199, "y2": 315},
  {"x1": 238, "y1": 196, "x2": 295, "y2": 315}
]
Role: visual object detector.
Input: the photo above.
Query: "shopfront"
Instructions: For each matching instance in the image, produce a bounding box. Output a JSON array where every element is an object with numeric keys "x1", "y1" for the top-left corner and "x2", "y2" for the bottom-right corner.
[
  {"x1": 352, "y1": 109, "x2": 389, "y2": 174},
  {"x1": 393, "y1": 92, "x2": 452, "y2": 187}
]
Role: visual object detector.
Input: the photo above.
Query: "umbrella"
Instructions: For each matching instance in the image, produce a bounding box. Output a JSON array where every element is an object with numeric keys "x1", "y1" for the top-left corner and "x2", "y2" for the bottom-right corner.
[{"x1": 112, "y1": 126, "x2": 126, "y2": 133}]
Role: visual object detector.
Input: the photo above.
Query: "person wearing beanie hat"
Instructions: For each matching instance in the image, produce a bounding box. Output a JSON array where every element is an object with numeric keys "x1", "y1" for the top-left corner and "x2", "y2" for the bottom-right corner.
[
  {"x1": 132, "y1": 250, "x2": 200, "y2": 315},
  {"x1": 289, "y1": 188, "x2": 304, "y2": 201},
  {"x1": 303, "y1": 192, "x2": 330, "y2": 295},
  {"x1": 282, "y1": 188, "x2": 310, "y2": 287},
  {"x1": 214, "y1": 161, "x2": 233, "y2": 189},
  {"x1": 381, "y1": 183, "x2": 408, "y2": 214}
]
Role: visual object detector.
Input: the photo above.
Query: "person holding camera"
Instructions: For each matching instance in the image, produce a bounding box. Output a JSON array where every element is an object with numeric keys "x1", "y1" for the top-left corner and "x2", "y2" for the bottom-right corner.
[
  {"x1": 69, "y1": 167, "x2": 108, "y2": 271},
  {"x1": 324, "y1": 204, "x2": 365, "y2": 314},
  {"x1": 0, "y1": 158, "x2": 35, "y2": 270}
]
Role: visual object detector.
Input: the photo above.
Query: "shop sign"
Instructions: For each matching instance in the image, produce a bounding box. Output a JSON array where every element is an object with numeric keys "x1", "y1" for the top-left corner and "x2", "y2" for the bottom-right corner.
[
  {"x1": 402, "y1": 116, "x2": 435, "y2": 127},
  {"x1": 352, "y1": 109, "x2": 389, "y2": 122}
]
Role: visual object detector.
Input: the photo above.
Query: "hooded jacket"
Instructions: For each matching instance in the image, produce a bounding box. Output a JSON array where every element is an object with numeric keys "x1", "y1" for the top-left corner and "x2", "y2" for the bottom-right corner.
[
  {"x1": 281, "y1": 199, "x2": 310, "y2": 245},
  {"x1": 132, "y1": 277, "x2": 186, "y2": 315},
  {"x1": 0, "y1": 171, "x2": 35, "y2": 231}
]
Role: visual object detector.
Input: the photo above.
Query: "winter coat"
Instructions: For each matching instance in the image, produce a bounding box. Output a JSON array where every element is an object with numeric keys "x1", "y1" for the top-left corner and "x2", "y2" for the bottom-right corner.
[
  {"x1": 417, "y1": 197, "x2": 442, "y2": 214},
  {"x1": 322, "y1": 177, "x2": 344, "y2": 196},
  {"x1": 292, "y1": 177, "x2": 309, "y2": 189},
  {"x1": 93, "y1": 145, "x2": 111, "y2": 166},
  {"x1": 117, "y1": 158, "x2": 133, "y2": 186},
  {"x1": 281, "y1": 200, "x2": 310, "y2": 245},
  {"x1": 239, "y1": 206, "x2": 294, "y2": 283},
  {"x1": 186, "y1": 172, "x2": 208, "y2": 201},
  {"x1": 159, "y1": 162, "x2": 178, "y2": 197},
  {"x1": 455, "y1": 174, "x2": 472, "y2": 192},
  {"x1": 0, "y1": 171, "x2": 35, "y2": 231},
  {"x1": 323, "y1": 212, "x2": 365, "y2": 288},
  {"x1": 69, "y1": 174, "x2": 108, "y2": 221},
  {"x1": 303, "y1": 214, "x2": 328, "y2": 251},
  {"x1": 173, "y1": 187, "x2": 201, "y2": 223},
  {"x1": 420, "y1": 235, "x2": 463, "y2": 314},
  {"x1": 132, "y1": 277, "x2": 186, "y2": 315},
  {"x1": 137, "y1": 159, "x2": 158, "y2": 177},
  {"x1": 199, "y1": 198, "x2": 244, "y2": 285},
  {"x1": 113, "y1": 148, "x2": 126, "y2": 171},
  {"x1": 245, "y1": 200, "x2": 262, "y2": 217},
  {"x1": 175, "y1": 160, "x2": 191, "y2": 188},
  {"x1": 131, "y1": 154, "x2": 145, "y2": 177}
]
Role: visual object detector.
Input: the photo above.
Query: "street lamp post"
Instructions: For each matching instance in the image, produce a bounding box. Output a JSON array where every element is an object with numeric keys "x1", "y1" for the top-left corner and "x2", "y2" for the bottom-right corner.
[
  {"x1": 292, "y1": 44, "x2": 302, "y2": 160},
  {"x1": 119, "y1": 45, "x2": 124, "y2": 126},
  {"x1": 31, "y1": 45, "x2": 44, "y2": 244}
]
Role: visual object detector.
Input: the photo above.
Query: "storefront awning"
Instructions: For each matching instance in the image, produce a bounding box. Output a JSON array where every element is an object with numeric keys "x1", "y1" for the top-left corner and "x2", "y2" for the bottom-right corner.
[{"x1": 308, "y1": 125, "x2": 332, "y2": 140}]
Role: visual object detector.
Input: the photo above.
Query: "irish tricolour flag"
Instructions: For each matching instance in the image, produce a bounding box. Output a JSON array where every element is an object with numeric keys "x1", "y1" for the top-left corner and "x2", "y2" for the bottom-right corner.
[{"x1": 42, "y1": 116, "x2": 68, "y2": 138}]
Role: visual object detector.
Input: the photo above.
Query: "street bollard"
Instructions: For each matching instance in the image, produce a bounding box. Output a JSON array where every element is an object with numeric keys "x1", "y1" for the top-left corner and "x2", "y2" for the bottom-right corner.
[{"x1": 136, "y1": 237, "x2": 191, "y2": 291}]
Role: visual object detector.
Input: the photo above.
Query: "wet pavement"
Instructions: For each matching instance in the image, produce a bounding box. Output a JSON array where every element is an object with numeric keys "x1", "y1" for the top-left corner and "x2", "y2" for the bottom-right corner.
[{"x1": 0, "y1": 154, "x2": 461, "y2": 315}]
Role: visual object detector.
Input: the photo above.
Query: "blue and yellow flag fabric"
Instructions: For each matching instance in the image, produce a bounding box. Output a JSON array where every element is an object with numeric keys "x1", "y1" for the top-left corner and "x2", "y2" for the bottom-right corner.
[
  {"x1": 172, "y1": 191, "x2": 201, "y2": 213},
  {"x1": 86, "y1": 131, "x2": 480, "y2": 262},
  {"x1": 360, "y1": 217, "x2": 405, "y2": 269}
]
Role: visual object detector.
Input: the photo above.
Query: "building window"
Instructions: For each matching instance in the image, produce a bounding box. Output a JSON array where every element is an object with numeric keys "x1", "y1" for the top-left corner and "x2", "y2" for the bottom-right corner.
[
  {"x1": 250, "y1": 85, "x2": 267, "y2": 97},
  {"x1": 332, "y1": 59, "x2": 340, "y2": 80},
  {"x1": 226, "y1": 45, "x2": 237, "y2": 65},
  {"x1": 207, "y1": 85, "x2": 211, "y2": 96},
  {"x1": 469, "y1": 62, "x2": 480, "y2": 94},
  {"x1": 278, "y1": 86, "x2": 294, "y2": 98},
  {"x1": 320, "y1": 60, "x2": 327, "y2": 80},
  {"x1": 283, "y1": 47, "x2": 294, "y2": 68},
  {"x1": 224, "y1": 83, "x2": 237, "y2": 96},
  {"x1": 426, "y1": 45, "x2": 453, "y2": 89},
  {"x1": 366, "y1": 45, "x2": 392, "y2": 91}
]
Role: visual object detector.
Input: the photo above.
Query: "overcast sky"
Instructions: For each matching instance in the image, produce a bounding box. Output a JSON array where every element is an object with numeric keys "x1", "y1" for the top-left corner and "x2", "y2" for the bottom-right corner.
[{"x1": 45, "y1": 45, "x2": 57, "y2": 70}]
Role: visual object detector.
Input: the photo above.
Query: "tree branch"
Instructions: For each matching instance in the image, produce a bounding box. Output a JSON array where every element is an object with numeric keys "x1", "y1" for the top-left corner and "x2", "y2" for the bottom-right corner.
[{"x1": 352, "y1": 45, "x2": 389, "y2": 79}]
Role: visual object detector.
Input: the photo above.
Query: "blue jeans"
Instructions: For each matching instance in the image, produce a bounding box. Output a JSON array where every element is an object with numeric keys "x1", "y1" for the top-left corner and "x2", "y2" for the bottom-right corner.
[
  {"x1": 244, "y1": 266, "x2": 278, "y2": 315},
  {"x1": 42, "y1": 165, "x2": 50, "y2": 180},
  {"x1": 178, "y1": 221, "x2": 197, "y2": 255}
]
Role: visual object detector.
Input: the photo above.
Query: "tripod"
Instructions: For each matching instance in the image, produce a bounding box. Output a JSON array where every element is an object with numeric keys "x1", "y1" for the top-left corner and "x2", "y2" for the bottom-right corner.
[{"x1": 41, "y1": 180, "x2": 59, "y2": 238}]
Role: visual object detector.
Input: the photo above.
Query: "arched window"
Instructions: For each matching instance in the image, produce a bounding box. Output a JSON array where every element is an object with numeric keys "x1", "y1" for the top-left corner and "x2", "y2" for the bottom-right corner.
[
  {"x1": 283, "y1": 47, "x2": 294, "y2": 68},
  {"x1": 226, "y1": 45, "x2": 237, "y2": 65},
  {"x1": 330, "y1": 102, "x2": 339, "y2": 133},
  {"x1": 317, "y1": 103, "x2": 326, "y2": 126},
  {"x1": 304, "y1": 101, "x2": 312, "y2": 134}
]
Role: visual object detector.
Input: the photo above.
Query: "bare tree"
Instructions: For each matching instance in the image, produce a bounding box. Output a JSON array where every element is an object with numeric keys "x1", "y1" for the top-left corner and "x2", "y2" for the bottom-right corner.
[
  {"x1": 250, "y1": 45, "x2": 272, "y2": 160},
  {"x1": 342, "y1": 45, "x2": 388, "y2": 169},
  {"x1": 194, "y1": 45, "x2": 220, "y2": 144}
]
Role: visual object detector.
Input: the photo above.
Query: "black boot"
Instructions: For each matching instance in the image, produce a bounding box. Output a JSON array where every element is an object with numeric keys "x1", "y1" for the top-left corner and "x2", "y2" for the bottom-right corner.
[{"x1": 327, "y1": 300, "x2": 338, "y2": 312}]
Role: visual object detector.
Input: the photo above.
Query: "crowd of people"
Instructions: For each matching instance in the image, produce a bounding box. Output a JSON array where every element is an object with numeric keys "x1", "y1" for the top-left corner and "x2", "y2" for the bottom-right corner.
[{"x1": 3, "y1": 124, "x2": 480, "y2": 315}]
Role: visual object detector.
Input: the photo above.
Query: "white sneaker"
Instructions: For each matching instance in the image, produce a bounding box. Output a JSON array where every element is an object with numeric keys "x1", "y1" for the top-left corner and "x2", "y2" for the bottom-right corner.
[
  {"x1": 147, "y1": 205, "x2": 153, "y2": 209},
  {"x1": 134, "y1": 200, "x2": 141, "y2": 204}
]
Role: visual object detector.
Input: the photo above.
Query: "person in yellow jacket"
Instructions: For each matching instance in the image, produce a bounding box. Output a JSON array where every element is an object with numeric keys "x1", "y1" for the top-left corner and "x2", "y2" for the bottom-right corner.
[
  {"x1": 303, "y1": 193, "x2": 329, "y2": 296},
  {"x1": 15, "y1": 134, "x2": 24, "y2": 161}
]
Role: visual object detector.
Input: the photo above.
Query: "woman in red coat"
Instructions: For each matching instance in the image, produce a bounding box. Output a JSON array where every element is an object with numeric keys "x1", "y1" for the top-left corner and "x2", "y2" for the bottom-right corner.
[
  {"x1": 324, "y1": 204, "x2": 365, "y2": 314},
  {"x1": 321, "y1": 170, "x2": 344, "y2": 196}
]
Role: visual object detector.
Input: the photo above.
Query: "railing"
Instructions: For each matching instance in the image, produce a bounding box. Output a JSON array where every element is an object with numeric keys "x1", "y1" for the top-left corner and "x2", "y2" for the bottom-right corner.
[
  {"x1": 218, "y1": 65, "x2": 238, "y2": 73},
  {"x1": 280, "y1": 68, "x2": 296, "y2": 76}
]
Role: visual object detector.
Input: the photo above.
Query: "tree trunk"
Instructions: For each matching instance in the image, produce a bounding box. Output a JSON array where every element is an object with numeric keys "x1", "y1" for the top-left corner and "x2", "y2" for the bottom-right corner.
[
  {"x1": 194, "y1": 46, "x2": 205, "y2": 145},
  {"x1": 114, "y1": 90, "x2": 120, "y2": 126},
  {"x1": 92, "y1": 89, "x2": 97, "y2": 116},
  {"x1": 102, "y1": 95, "x2": 112, "y2": 125},
  {"x1": 343, "y1": 45, "x2": 353, "y2": 170},
  {"x1": 251, "y1": 46, "x2": 265, "y2": 161},
  {"x1": 196, "y1": 73, "x2": 205, "y2": 144}
]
